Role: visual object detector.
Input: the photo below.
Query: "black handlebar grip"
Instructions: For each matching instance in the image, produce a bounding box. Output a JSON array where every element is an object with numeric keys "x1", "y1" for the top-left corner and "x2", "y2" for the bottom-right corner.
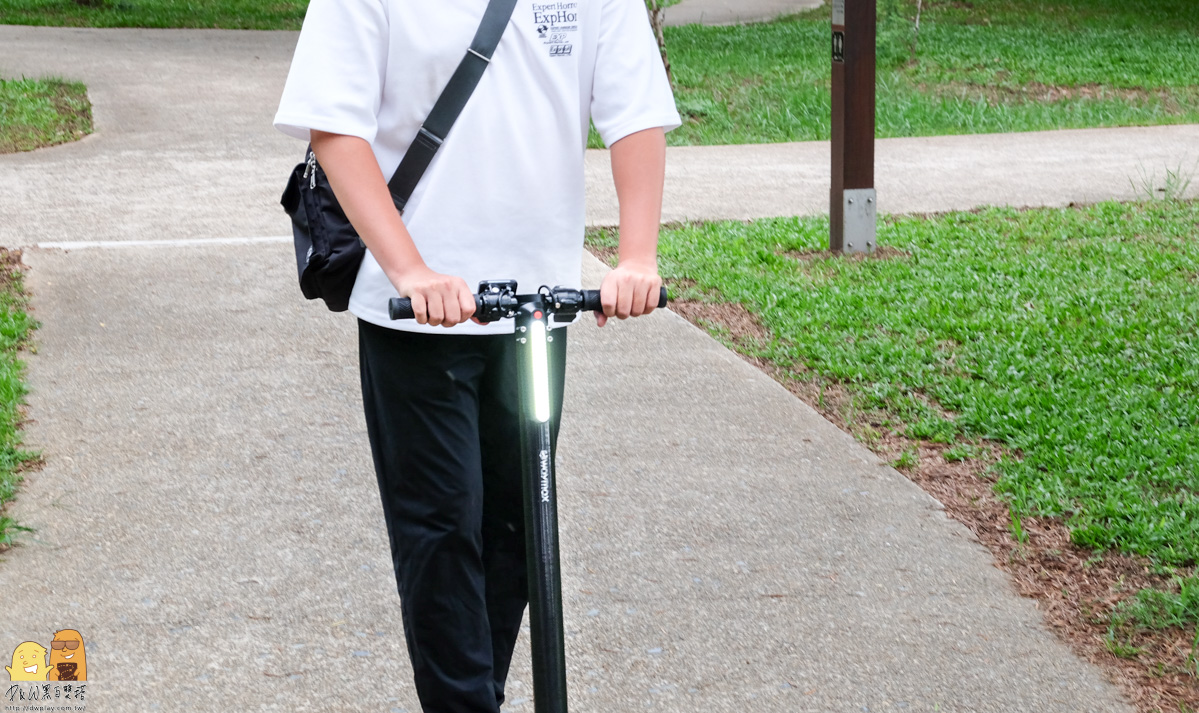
[
  {"x1": 582, "y1": 290, "x2": 604, "y2": 313},
  {"x1": 389, "y1": 296, "x2": 488, "y2": 320},
  {"x1": 389, "y1": 297, "x2": 415, "y2": 320},
  {"x1": 581, "y1": 287, "x2": 668, "y2": 313}
]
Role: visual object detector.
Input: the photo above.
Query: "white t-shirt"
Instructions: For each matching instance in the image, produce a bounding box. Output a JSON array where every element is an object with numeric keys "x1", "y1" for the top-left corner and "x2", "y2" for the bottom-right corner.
[{"x1": 274, "y1": 0, "x2": 681, "y2": 334}]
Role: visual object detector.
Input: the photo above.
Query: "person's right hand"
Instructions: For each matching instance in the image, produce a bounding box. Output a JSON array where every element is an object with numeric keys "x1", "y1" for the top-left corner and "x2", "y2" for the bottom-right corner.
[{"x1": 392, "y1": 265, "x2": 476, "y2": 327}]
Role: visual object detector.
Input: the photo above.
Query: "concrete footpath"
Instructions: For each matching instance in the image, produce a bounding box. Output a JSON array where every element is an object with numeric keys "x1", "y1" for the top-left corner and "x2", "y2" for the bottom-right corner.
[{"x1": 0, "y1": 24, "x2": 1188, "y2": 713}]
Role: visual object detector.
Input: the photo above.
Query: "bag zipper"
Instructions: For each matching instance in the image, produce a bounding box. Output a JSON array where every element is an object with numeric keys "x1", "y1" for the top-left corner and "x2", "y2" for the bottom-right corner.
[{"x1": 303, "y1": 150, "x2": 318, "y2": 189}]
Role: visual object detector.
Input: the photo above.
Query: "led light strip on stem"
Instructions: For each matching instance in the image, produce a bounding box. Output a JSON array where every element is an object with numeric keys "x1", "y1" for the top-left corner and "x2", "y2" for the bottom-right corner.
[{"x1": 529, "y1": 320, "x2": 551, "y2": 423}]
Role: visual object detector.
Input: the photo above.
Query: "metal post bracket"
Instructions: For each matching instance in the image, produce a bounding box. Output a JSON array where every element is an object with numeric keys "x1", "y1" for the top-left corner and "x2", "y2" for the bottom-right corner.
[{"x1": 842, "y1": 188, "x2": 877, "y2": 255}]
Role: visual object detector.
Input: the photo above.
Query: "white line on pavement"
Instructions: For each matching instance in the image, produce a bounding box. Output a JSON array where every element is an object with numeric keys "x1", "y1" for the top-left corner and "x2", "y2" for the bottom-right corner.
[{"x1": 37, "y1": 236, "x2": 292, "y2": 250}]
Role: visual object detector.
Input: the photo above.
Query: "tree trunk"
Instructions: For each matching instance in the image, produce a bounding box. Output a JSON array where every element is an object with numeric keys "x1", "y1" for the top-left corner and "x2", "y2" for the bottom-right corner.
[
  {"x1": 647, "y1": 0, "x2": 673, "y2": 84},
  {"x1": 910, "y1": 0, "x2": 923, "y2": 62}
]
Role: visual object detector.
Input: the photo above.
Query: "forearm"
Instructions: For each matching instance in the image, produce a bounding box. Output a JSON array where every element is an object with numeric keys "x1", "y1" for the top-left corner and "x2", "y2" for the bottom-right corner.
[
  {"x1": 309, "y1": 130, "x2": 473, "y2": 326},
  {"x1": 610, "y1": 127, "x2": 666, "y2": 269},
  {"x1": 309, "y1": 130, "x2": 425, "y2": 285},
  {"x1": 594, "y1": 127, "x2": 666, "y2": 325}
]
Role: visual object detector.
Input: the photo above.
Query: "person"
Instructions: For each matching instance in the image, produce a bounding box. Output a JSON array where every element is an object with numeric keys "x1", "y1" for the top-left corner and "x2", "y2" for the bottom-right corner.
[{"x1": 274, "y1": 0, "x2": 679, "y2": 710}]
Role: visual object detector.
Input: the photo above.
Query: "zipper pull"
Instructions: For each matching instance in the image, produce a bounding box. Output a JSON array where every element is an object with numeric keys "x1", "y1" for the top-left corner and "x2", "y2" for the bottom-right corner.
[{"x1": 304, "y1": 151, "x2": 318, "y2": 189}]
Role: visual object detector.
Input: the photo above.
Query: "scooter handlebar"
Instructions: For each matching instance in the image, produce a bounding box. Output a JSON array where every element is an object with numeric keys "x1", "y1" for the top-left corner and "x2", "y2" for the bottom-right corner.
[
  {"x1": 389, "y1": 287, "x2": 667, "y2": 321},
  {"x1": 388, "y1": 295, "x2": 482, "y2": 321},
  {"x1": 390, "y1": 298, "x2": 415, "y2": 321},
  {"x1": 581, "y1": 287, "x2": 669, "y2": 313}
]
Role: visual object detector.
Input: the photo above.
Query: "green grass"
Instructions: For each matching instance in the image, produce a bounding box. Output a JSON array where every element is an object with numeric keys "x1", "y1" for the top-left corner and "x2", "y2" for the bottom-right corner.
[
  {"x1": 0, "y1": 0, "x2": 306, "y2": 29},
  {"x1": 1107, "y1": 574, "x2": 1199, "y2": 669},
  {"x1": 657, "y1": 0, "x2": 1199, "y2": 146},
  {"x1": 3, "y1": 0, "x2": 1194, "y2": 147},
  {"x1": 0, "y1": 77, "x2": 92, "y2": 153},
  {"x1": 1114, "y1": 575, "x2": 1199, "y2": 633},
  {"x1": 891, "y1": 447, "x2": 918, "y2": 470},
  {"x1": 594, "y1": 198, "x2": 1199, "y2": 568},
  {"x1": 593, "y1": 197, "x2": 1199, "y2": 675},
  {"x1": 0, "y1": 256, "x2": 40, "y2": 551},
  {"x1": 943, "y1": 442, "x2": 984, "y2": 463}
]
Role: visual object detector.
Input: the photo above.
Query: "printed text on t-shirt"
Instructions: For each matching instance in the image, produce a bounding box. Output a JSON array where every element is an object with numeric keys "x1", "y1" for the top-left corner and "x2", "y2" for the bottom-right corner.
[{"x1": 532, "y1": 1, "x2": 578, "y2": 57}]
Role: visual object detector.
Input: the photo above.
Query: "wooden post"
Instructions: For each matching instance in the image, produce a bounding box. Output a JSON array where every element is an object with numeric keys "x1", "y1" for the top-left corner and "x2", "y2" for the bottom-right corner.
[{"x1": 830, "y1": 0, "x2": 877, "y2": 254}]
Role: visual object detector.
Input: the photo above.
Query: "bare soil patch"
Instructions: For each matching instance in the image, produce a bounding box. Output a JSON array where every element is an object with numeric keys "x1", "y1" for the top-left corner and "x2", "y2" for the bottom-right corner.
[
  {"x1": 929, "y1": 80, "x2": 1189, "y2": 113},
  {"x1": 782, "y1": 245, "x2": 912, "y2": 262},
  {"x1": 590, "y1": 243, "x2": 619, "y2": 268},
  {"x1": 0, "y1": 249, "x2": 25, "y2": 293},
  {"x1": 669, "y1": 299, "x2": 769, "y2": 345}
]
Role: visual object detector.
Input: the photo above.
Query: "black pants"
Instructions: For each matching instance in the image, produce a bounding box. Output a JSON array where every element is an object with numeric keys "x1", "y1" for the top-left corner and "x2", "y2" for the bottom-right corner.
[{"x1": 358, "y1": 320, "x2": 567, "y2": 713}]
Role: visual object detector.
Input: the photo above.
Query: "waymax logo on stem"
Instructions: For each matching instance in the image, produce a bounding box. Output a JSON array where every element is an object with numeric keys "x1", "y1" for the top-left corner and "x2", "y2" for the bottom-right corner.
[{"x1": 538, "y1": 449, "x2": 550, "y2": 503}]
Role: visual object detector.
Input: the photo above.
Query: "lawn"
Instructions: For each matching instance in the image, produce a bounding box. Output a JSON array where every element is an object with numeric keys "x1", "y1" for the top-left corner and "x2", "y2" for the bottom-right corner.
[
  {"x1": 0, "y1": 252, "x2": 39, "y2": 552},
  {"x1": 647, "y1": 200, "x2": 1198, "y2": 565},
  {"x1": 2, "y1": 0, "x2": 1195, "y2": 146},
  {"x1": 0, "y1": 77, "x2": 92, "y2": 153},
  {"x1": 660, "y1": 0, "x2": 1199, "y2": 146},
  {"x1": 0, "y1": 0, "x2": 306, "y2": 29},
  {"x1": 592, "y1": 196, "x2": 1199, "y2": 707}
]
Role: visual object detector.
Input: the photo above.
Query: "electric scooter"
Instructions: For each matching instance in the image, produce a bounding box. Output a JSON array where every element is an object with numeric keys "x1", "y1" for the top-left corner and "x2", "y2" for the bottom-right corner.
[{"x1": 389, "y1": 280, "x2": 668, "y2": 713}]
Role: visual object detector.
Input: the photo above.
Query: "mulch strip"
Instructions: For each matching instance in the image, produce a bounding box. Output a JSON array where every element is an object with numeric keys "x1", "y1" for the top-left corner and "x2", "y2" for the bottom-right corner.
[{"x1": 0, "y1": 248, "x2": 29, "y2": 290}]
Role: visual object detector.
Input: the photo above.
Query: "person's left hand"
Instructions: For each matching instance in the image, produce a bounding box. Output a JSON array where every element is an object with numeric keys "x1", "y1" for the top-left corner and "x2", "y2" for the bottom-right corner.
[{"x1": 596, "y1": 261, "x2": 662, "y2": 327}]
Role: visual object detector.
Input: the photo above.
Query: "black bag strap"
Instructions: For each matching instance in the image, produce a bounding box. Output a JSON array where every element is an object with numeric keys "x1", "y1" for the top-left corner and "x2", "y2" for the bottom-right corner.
[{"x1": 387, "y1": 0, "x2": 518, "y2": 213}]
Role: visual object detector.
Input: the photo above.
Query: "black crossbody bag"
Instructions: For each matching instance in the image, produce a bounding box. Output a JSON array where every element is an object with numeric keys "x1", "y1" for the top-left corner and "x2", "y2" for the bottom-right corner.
[{"x1": 280, "y1": 0, "x2": 518, "y2": 312}]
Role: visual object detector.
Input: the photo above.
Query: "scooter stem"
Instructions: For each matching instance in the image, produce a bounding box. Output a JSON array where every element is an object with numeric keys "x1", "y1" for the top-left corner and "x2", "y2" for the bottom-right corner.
[{"x1": 515, "y1": 298, "x2": 569, "y2": 713}]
